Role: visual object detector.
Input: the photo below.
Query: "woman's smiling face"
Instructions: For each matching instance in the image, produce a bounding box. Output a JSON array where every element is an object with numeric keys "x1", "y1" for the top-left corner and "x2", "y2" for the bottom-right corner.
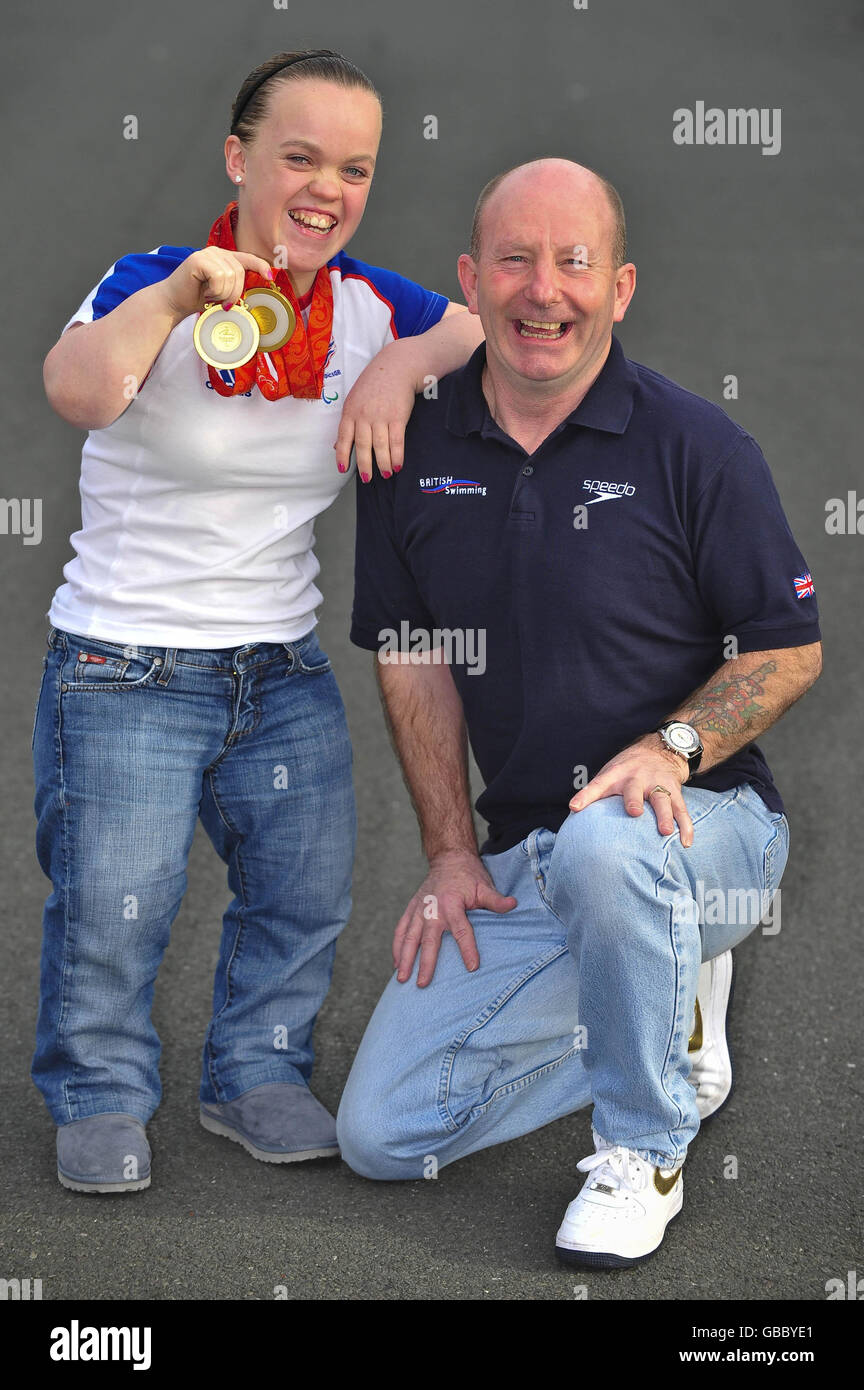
[{"x1": 226, "y1": 78, "x2": 383, "y2": 295}]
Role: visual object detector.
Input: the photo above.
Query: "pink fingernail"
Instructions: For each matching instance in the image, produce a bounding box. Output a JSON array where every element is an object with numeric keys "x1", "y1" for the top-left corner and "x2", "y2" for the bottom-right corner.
[
  {"x1": 360, "y1": 473, "x2": 371, "y2": 483},
  {"x1": 337, "y1": 463, "x2": 347, "y2": 473},
  {"x1": 381, "y1": 470, "x2": 392, "y2": 479},
  {"x1": 222, "y1": 301, "x2": 233, "y2": 311}
]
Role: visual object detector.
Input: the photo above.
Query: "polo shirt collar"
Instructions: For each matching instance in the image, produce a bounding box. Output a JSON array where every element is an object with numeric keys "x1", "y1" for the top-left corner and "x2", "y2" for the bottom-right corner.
[{"x1": 445, "y1": 332, "x2": 638, "y2": 440}]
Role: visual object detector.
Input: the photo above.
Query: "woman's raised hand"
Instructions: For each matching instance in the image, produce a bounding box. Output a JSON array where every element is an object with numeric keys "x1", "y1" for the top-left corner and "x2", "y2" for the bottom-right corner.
[{"x1": 161, "y1": 248, "x2": 275, "y2": 319}]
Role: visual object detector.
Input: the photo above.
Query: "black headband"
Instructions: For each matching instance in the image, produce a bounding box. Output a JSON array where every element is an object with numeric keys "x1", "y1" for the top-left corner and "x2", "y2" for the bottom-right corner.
[{"x1": 231, "y1": 51, "x2": 335, "y2": 133}]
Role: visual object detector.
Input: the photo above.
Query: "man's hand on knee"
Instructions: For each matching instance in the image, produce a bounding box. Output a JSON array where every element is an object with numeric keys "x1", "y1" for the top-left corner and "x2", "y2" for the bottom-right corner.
[
  {"x1": 392, "y1": 850, "x2": 517, "y2": 988},
  {"x1": 569, "y1": 737, "x2": 694, "y2": 846}
]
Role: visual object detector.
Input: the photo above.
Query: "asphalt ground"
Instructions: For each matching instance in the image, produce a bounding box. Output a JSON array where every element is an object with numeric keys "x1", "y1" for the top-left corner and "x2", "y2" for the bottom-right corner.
[{"x1": 1, "y1": 0, "x2": 861, "y2": 1311}]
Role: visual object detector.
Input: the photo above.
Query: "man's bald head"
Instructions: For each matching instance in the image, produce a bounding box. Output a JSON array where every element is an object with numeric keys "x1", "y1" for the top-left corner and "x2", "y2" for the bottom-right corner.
[{"x1": 468, "y1": 158, "x2": 627, "y2": 267}]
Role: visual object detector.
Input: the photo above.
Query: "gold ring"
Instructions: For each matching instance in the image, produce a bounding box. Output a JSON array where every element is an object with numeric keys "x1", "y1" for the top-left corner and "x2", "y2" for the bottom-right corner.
[{"x1": 651, "y1": 785, "x2": 672, "y2": 796}]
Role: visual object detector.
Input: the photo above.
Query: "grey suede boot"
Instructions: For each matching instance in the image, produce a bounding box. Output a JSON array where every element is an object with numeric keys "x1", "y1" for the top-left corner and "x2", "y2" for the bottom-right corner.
[
  {"x1": 56, "y1": 1113, "x2": 151, "y2": 1193},
  {"x1": 200, "y1": 1082, "x2": 339, "y2": 1163}
]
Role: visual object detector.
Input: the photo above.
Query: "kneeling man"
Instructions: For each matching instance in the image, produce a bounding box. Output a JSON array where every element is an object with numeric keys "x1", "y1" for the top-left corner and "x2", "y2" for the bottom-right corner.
[{"x1": 338, "y1": 158, "x2": 822, "y2": 1267}]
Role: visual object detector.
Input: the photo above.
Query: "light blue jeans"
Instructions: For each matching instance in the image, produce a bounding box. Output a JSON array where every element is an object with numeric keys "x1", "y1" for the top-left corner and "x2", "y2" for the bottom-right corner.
[
  {"x1": 31, "y1": 624, "x2": 356, "y2": 1127},
  {"x1": 337, "y1": 784, "x2": 789, "y2": 1173}
]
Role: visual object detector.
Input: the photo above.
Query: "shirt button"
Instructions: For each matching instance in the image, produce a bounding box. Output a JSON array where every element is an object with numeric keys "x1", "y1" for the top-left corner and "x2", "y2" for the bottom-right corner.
[{"x1": 522, "y1": 465, "x2": 534, "y2": 476}]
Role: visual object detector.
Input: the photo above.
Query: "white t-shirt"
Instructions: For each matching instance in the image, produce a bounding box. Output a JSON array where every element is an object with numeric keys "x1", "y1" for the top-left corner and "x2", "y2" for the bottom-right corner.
[{"x1": 48, "y1": 244, "x2": 448, "y2": 647}]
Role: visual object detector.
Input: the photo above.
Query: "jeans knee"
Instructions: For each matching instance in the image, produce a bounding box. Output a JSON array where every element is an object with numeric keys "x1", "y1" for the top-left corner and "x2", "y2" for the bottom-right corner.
[
  {"x1": 336, "y1": 1079, "x2": 437, "y2": 1182},
  {"x1": 550, "y1": 804, "x2": 673, "y2": 914},
  {"x1": 562, "y1": 802, "x2": 649, "y2": 864},
  {"x1": 336, "y1": 1118, "x2": 426, "y2": 1182}
]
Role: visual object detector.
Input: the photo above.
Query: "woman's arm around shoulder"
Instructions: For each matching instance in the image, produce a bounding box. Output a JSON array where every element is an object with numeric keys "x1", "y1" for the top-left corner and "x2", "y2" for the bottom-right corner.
[{"x1": 334, "y1": 302, "x2": 484, "y2": 480}]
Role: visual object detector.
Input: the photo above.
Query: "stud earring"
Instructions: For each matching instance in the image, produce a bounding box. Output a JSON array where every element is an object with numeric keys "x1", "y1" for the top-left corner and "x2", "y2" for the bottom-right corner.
[{"x1": 235, "y1": 175, "x2": 242, "y2": 184}]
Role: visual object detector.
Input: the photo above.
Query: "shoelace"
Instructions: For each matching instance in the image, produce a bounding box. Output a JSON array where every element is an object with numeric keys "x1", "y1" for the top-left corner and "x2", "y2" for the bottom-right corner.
[{"x1": 576, "y1": 1144, "x2": 648, "y2": 1194}]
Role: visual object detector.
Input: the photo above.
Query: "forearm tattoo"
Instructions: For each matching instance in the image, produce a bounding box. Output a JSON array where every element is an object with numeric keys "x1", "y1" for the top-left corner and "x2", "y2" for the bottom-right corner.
[{"x1": 684, "y1": 660, "x2": 778, "y2": 739}]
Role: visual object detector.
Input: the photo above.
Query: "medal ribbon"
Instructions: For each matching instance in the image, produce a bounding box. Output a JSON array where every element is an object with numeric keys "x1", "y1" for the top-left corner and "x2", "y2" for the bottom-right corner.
[{"x1": 203, "y1": 201, "x2": 333, "y2": 401}]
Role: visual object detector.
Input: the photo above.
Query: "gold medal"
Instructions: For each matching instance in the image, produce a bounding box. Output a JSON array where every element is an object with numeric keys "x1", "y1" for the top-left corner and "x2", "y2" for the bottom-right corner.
[
  {"x1": 242, "y1": 286, "x2": 297, "y2": 352},
  {"x1": 194, "y1": 302, "x2": 260, "y2": 369}
]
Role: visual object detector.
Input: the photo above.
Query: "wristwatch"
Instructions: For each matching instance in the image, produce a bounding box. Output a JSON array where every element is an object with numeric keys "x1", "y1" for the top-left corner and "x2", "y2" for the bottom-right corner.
[{"x1": 656, "y1": 721, "x2": 703, "y2": 776}]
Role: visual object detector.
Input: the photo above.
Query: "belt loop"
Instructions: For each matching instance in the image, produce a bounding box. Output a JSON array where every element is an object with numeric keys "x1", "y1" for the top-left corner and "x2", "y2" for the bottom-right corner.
[{"x1": 156, "y1": 647, "x2": 177, "y2": 685}]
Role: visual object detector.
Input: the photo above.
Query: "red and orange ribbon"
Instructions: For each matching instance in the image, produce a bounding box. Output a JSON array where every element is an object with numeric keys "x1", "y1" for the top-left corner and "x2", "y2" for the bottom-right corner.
[{"x1": 203, "y1": 201, "x2": 333, "y2": 401}]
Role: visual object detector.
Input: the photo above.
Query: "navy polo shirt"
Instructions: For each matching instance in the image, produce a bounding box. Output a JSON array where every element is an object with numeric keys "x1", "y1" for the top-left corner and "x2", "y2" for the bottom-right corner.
[{"x1": 351, "y1": 335, "x2": 820, "y2": 856}]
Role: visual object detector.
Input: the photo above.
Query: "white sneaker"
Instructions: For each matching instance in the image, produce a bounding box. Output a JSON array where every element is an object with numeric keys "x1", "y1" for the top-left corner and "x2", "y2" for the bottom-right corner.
[
  {"x1": 555, "y1": 1141, "x2": 684, "y2": 1268},
  {"x1": 689, "y1": 950, "x2": 735, "y2": 1121}
]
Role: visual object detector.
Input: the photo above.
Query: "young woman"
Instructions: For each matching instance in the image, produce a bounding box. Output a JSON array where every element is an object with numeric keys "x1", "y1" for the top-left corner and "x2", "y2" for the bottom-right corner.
[{"x1": 33, "y1": 49, "x2": 483, "y2": 1192}]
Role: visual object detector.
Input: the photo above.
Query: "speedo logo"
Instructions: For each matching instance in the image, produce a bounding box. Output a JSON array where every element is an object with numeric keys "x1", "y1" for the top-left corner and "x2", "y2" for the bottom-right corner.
[
  {"x1": 582, "y1": 478, "x2": 636, "y2": 503},
  {"x1": 420, "y1": 476, "x2": 487, "y2": 496}
]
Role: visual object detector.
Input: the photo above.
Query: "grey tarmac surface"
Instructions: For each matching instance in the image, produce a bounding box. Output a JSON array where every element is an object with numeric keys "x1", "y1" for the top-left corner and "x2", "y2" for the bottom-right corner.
[{"x1": 1, "y1": 0, "x2": 861, "y2": 1303}]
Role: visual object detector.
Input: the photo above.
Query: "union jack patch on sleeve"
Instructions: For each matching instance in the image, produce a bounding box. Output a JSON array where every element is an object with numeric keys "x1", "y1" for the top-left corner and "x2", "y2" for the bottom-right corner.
[{"x1": 794, "y1": 572, "x2": 815, "y2": 599}]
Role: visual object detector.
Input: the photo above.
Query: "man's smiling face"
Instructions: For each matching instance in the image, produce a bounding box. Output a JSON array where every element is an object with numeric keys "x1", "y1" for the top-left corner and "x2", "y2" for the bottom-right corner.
[{"x1": 458, "y1": 161, "x2": 635, "y2": 391}]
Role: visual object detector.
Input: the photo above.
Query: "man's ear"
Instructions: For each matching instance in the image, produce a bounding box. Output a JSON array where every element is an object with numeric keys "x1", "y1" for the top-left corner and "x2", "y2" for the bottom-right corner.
[
  {"x1": 457, "y1": 254, "x2": 480, "y2": 314},
  {"x1": 612, "y1": 263, "x2": 637, "y2": 323}
]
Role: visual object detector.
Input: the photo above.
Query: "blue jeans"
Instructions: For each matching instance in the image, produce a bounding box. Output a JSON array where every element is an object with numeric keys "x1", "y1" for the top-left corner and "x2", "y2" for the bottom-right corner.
[
  {"x1": 31, "y1": 625, "x2": 356, "y2": 1127},
  {"x1": 337, "y1": 784, "x2": 789, "y2": 1173}
]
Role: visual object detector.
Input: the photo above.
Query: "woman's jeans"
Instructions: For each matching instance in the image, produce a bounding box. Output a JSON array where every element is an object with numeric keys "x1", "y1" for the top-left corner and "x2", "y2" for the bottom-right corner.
[
  {"x1": 31, "y1": 625, "x2": 356, "y2": 1127},
  {"x1": 337, "y1": 784, "x2": 789, "y2": 1174}
]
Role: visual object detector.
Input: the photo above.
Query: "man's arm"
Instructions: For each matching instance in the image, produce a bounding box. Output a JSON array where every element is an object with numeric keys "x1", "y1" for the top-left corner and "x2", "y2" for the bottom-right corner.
[
  {"x1": 570, "y1": 642, "x2": 823, "y2": 843},
  {"x1": 377, "y1": 653, "x2": 516, "y2": 987},
  {"x1": 334, "y1": 305, "x2": 485, "y2": 479},
  {"x1": 377, "y1": 651, "x2": 477, "y2": 861},
  {"x1": 671, "y1": 641, "x2": 822, "y2": 770}
]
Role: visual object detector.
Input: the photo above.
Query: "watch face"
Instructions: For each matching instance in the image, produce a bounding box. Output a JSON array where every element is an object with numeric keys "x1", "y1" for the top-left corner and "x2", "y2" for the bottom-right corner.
[{"x1": 666, "y1": 723, "x2": 699, "y2": 754}]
